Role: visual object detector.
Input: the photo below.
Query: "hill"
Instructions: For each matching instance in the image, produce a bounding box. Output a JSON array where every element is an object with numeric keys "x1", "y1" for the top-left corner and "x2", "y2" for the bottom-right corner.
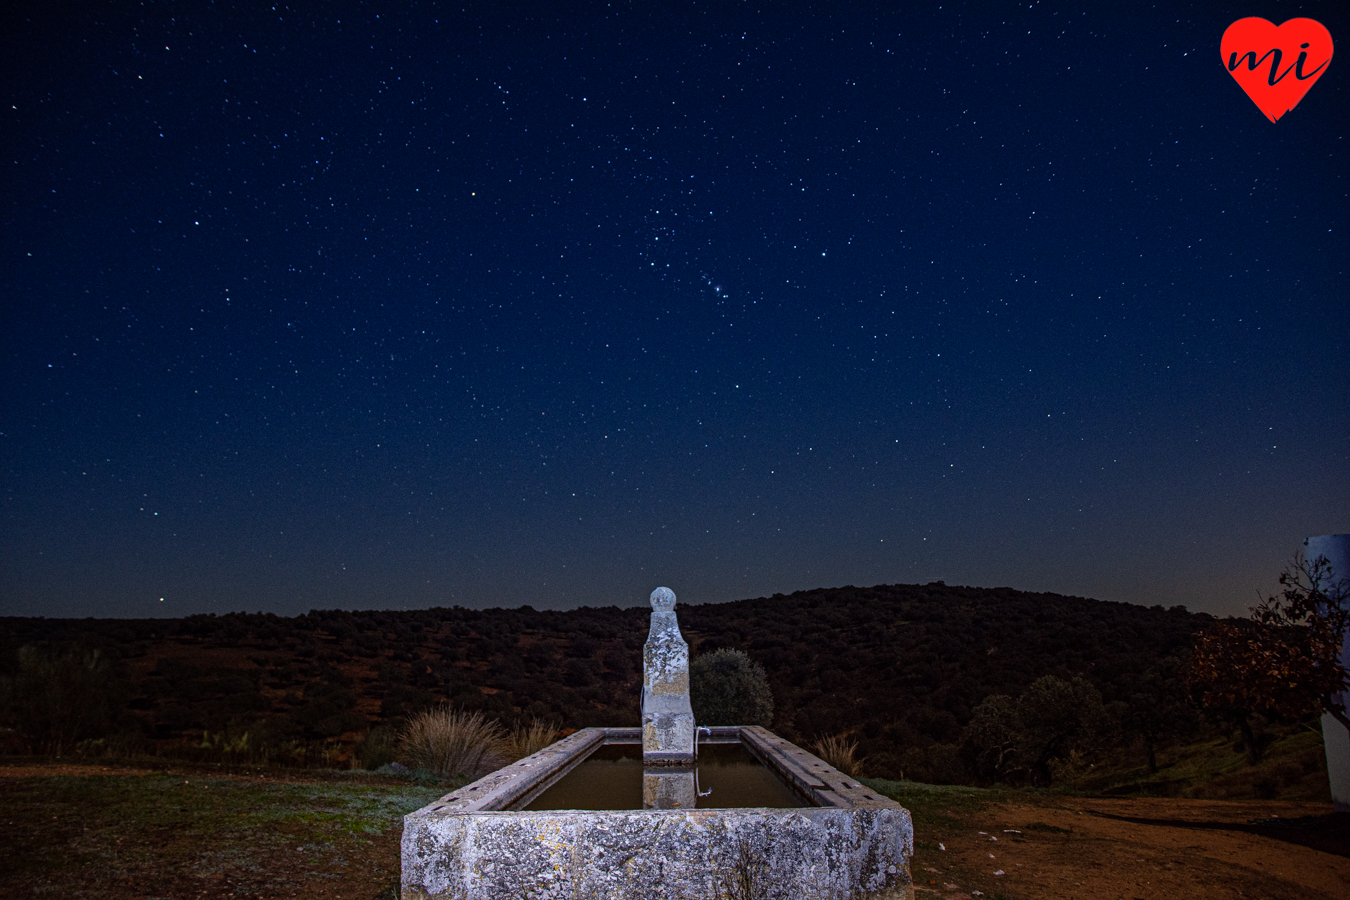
[{"x1": 0, "y1": 582, "x2": 1213, "y2": 781}]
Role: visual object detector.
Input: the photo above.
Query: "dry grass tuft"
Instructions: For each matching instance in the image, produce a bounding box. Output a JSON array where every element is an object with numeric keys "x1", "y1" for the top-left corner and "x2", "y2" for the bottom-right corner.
[
  {"x1": 399, "y1": 706, "x2": 504, "y2": 779},
  {"x1": 811, "y1": 732, "x2": 866, "y2": 777},
  {"x1": 502, "y1": 719, "x2": 559, "y2": 761}
]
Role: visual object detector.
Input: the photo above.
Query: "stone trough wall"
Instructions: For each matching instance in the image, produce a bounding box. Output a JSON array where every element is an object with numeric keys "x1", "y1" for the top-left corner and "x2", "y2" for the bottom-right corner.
[
  {"x1": 402, "y1": 805, "x2": 911, "y2": 900},
  {"x1": 401, "y1": 727, "x2": 913, "y2": 900}
]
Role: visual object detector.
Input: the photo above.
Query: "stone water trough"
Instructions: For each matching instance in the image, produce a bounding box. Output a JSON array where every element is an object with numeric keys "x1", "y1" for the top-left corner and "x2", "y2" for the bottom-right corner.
[{"x1": 401, "y1": 589, "x2": 914, "y2": 900}]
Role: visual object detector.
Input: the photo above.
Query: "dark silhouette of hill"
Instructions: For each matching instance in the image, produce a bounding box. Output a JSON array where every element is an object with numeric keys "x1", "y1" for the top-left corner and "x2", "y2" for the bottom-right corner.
[{"x1": 0, "y1": 582, "x2": 1210, "y2": 780}]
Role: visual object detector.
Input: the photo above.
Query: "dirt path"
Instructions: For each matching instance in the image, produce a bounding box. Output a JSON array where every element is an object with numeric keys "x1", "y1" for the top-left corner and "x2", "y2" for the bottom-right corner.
[{"x1": 914, "y1": 796, "x2": 1350, "y2": 900}]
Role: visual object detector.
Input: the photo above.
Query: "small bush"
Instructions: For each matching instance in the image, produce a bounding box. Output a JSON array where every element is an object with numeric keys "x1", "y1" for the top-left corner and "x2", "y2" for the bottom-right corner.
[
  {"x1": 812, "y1": 732, "x2": 866, "y2": 777},
  {"x1": 355, "y1": 727, "x2": 398, "y2": 770},
  {"x1": 399, "y1": 706, "x2": 504, "y2": 779},
  {"x1": 690, "y1": 649, "x2": 773, "y2": 726}
]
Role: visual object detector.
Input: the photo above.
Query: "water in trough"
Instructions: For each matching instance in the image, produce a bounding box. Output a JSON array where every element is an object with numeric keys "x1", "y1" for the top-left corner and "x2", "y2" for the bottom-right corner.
[{"x1": 523, "y1": 741, "x2": 805, "y2": 810}]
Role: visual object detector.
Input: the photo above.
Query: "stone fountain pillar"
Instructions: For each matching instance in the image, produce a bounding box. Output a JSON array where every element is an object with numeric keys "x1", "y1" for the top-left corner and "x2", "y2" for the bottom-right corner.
[{"x1": 641, "y1": 587, "x2": 695, "y2": 766}]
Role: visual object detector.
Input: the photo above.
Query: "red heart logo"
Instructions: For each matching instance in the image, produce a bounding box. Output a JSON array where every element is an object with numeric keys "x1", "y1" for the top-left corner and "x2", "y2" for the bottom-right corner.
[{"x1": 1222, "y1": 18, "x2": 1333, "y2": 122}]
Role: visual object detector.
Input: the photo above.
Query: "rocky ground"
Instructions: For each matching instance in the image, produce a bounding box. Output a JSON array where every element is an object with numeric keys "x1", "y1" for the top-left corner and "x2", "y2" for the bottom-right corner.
[{"x1": 2, "y1": 761, "x2": 1347, "y2": 899}]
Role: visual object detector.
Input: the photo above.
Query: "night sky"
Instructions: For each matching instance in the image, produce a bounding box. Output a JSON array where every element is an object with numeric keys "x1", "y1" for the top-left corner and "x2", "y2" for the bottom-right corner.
[{"x1": 3, "y1": 2, "x2": 1346, "y2": 620}]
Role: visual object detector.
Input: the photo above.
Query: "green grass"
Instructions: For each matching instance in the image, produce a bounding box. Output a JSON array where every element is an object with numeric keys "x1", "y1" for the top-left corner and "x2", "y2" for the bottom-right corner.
[
  {"x1": 860, "y1": 780, "x2": 1002, "y2": 843},
  {"x1": 1069, "y1": 724, "x2": 1330, "y2": 801},
  {"x1": 0, "y1": 769, "x2": 449, "y2": 899},
  {"x1": 866, "y1": 718, "x2": 1330, "y2": 805},
  {"x1": 863, "y1": 778, "x2": 999, "y2": 825}
]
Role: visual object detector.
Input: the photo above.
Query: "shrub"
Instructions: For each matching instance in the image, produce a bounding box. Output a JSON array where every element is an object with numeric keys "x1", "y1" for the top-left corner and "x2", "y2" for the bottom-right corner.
[
  {"x1": 0, "y1": 644, "x2": 125, "y2": 756},
  {"x1": 398, "y1": 706, "x2": 504, "y2": 779},
  {"x1": 690, "y1": 649, "x2": 773, "y2": 726},
  {"x1": 355, "y1": 727, "x2": 398, "y2": 770}
]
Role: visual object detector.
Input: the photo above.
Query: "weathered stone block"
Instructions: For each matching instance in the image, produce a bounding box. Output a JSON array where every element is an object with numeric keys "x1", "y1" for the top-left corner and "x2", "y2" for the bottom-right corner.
[{"x1": 402, "y1": 805, "x2": 913, "y2": 900}]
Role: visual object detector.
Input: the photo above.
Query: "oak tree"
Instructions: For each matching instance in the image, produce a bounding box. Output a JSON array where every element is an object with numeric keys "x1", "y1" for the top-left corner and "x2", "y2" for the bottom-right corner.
[{"x1": 1188, "y1": 554, "x2": 1349, "y2": 764}]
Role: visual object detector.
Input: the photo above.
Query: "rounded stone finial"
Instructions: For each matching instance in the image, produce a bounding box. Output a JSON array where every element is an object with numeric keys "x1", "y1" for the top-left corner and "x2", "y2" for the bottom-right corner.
[{"x1": 650, "y1": 586, "x2": 676, "y2": 613}]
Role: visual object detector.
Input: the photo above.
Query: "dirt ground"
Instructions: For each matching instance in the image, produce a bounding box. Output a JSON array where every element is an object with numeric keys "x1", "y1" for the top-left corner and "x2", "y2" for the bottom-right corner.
[
  {"x1": 3, "y1": 762, "x2": 1348, "y2": 900},
  {"x1": 913, "y1": 795, "x2": 1350, "y2": 900}
]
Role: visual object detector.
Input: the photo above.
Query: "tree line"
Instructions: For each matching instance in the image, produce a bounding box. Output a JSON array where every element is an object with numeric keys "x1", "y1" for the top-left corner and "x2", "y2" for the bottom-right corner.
[{"x1": 1, "y1": 571, "x2": 1341, "y2": 787}]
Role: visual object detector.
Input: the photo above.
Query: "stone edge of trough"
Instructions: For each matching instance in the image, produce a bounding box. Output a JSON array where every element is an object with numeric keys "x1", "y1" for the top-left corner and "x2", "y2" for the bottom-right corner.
[{"x1": 410, "y1": 725, "x2": 904, "y2": 816}]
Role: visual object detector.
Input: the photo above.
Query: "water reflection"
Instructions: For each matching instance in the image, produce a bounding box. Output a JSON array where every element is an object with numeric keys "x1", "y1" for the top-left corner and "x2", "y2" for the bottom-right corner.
[
  {"x1": 642, "y1": 766, "x2": 696, "y2": 809},
  {"x1": 523, "y1": 742, "x2": 805, "y2": 811}
]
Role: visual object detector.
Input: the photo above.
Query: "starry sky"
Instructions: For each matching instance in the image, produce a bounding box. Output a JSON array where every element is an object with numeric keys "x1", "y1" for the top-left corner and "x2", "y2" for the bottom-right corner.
[{"x1": 3, "y1": 1, "x2": 1347, "y2": 620}]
